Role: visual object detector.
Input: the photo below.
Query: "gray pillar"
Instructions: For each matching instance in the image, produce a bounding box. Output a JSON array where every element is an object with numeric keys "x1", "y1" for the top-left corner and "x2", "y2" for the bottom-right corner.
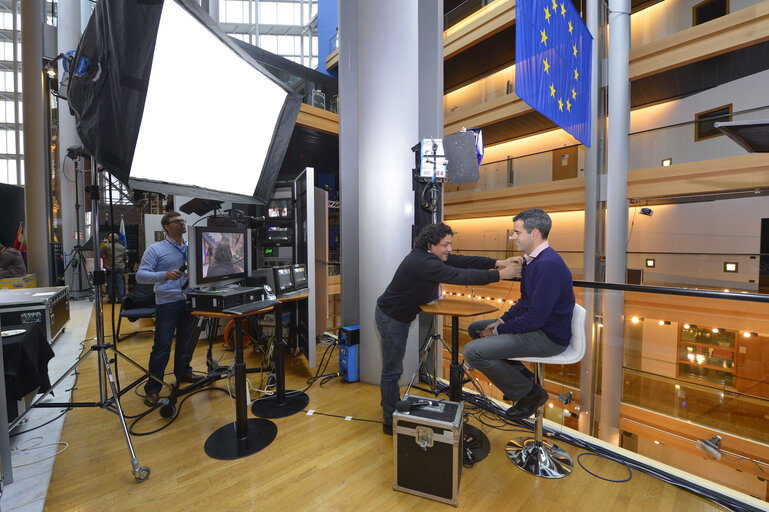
[
  {"x1": 339, "y1": 0, "x2": 359, "y2": 327},
  {"x1": 21, "y1": 0, "x2": 50, "y2": 286},
  {"x1": 579, "y1": 0, "x2": 605, "y2": 436},
  {"x1": 354, "y1": 1, "x2": 420, "y2": 384},
  {"x1": 58, "y1": 0, "x2": 87, "y2": 294},
  {"x1": 600, "y1": 0, "x2": 631, "y2": 446},
  {"x1": 417, "y1": 0, "x2": 445, "y2": 379}
]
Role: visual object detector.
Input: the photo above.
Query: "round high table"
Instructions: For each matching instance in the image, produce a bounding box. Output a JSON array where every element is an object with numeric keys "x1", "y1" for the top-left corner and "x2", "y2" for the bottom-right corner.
[{"x1": 420, "y1": 297, "x2": 498, "y2": 463}]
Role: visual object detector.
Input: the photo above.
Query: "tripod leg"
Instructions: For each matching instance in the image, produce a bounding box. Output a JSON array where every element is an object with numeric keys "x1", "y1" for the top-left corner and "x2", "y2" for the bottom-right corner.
[
  {"x1": 98, "y1": 348, "x2": 150, "y2": 482},
  {"x1": 404, "y1": 336, "x2": 434, "y2": 396}
]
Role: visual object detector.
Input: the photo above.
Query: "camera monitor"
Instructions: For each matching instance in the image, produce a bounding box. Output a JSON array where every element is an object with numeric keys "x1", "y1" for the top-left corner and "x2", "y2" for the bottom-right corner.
[
  {"x1": 267, "y1": 198, "x2": 292, "y2": 218},
  {"x1": 274, "y1": 266, "x2": 294, "y2": 295},
  {"x1": 292, "y1": 264, "x2": 308, "y2": 290},
  {"x1": 187, "y1": 225, "x2": 249, "y2": 289}
]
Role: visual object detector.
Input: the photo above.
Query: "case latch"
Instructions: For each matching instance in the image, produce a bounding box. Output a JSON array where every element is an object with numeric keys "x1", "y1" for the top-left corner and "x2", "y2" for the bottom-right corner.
[{"x1": 415, "y1": 426, "x2": 434, "y2": 450}]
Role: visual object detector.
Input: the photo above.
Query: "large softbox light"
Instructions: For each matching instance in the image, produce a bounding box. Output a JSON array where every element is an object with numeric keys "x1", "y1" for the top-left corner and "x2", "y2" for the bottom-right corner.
[{"x1": 66, "y1": 0, "x2": 301, "y2": 204}]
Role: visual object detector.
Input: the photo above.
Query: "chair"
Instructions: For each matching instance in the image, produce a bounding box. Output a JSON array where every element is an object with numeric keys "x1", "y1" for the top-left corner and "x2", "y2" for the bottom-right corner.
[
  {"x1": 505, "y1": 303, "x2": 587, "y2": 478},
  {"x1": 116, "y1": 283, "x2": 156, "y2": 341}
]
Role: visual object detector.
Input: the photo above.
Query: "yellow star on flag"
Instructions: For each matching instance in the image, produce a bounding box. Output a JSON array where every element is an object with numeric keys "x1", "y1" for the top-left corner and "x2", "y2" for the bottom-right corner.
[
  {"x1": 573, "y1": 44, "x2": 578, "y2": 57},
  {"x1": 544, "y1": 6, "x2": 550, "y2": 22},
  {"x1": 541, "y1": 29, "x2": 548, "y2": 46},
  {"x1": 568, "y1": 20, "x2": 573, "y2": 34},
  {"x1": 560, "y1": 3, "x2": 566, "y2": 16},
  {"x1": 550, "y1": 84, "x2": 556, "y2": 97},
  {"x1": 566, "y1": 99, "x2": 571, "y2": 112},
  {"x1": 543, "y1": 58, "x2": 550, "y2": 74},
  {"x1": 574, "y1": 68, "x2": 579, "y2": 80},
  {"x1": 572, "y1": 88, "x2": 577, "y2": 99},
  {"x1": 558, "y1": 98, "x2": 564, "y2": 111},
  {"x1": 552, "y1": 0, "x2": 557, "y2": 10}
]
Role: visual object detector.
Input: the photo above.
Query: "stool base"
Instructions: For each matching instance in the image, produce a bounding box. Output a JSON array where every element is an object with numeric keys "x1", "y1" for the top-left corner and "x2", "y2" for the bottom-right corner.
[{"x1": 505, "y1": 437, "x2": 573, "y2": 478}]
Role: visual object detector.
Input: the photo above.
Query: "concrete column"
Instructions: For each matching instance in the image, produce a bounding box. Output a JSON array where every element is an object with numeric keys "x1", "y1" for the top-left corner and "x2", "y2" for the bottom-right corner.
[
  {"x1": 600, "y1": 0, "x2": 631, "y2": 446},
  {"x1": 21, "y1": 0, "x2": 50, "y2": 286},
  {"x1": 354, "y1": 1, "x2": 420, "y2": 384},
  {"x1": 58, "y1": 0, "x2": 87, "y2": 294},
  {"x1": 339, "y1": 0, "x2": 359, "y2": 327}
]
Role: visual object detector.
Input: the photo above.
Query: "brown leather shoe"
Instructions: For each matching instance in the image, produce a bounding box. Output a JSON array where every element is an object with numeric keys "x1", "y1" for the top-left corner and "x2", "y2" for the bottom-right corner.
[
  {"x1": 181, "y1": 372, "x2": 204, "y2": 383},
  {"x1": 143, "y1": 392, "x2": 159, "y2": 407}
]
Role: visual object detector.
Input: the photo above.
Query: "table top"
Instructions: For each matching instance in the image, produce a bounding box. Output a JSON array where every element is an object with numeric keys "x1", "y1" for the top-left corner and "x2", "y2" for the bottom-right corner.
[
  {"x1": 278, "y1": 291, "x2": 309, "y2": 303},
  {"x1": 191, "y1": 305, "x2": 275, "y2": 319},
  {"x1": 419, "y1": 298, "x2": 499, "y2": 317}
]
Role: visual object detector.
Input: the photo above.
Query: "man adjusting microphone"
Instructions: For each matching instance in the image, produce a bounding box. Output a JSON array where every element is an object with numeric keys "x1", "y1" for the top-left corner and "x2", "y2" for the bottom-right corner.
[{"x1": 375, "y1": 223, "x2": 520, "y2": 435}]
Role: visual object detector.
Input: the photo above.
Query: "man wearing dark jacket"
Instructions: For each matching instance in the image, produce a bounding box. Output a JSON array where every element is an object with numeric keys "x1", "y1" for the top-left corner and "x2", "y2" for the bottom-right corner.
[
  {"x1": 376, "y1": 223, "x2": 520, "y2": 434},
  {"x1": 463, "y1": 208, "x2": 574, "y2": 421}
]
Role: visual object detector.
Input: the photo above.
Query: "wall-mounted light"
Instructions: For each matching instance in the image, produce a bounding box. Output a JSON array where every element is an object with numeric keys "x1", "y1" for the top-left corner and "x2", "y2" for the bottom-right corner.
[
  {"x1": 712, "y1": 328, "x2": 719, "y2": 333},
  {"x1": 743, "y1": 332, "x2": 758, "y2": 338},
  {"x1": 661, "y1": 158, "x2": 672, "y2": 166},
  {"x1": 683, "y1": 324, "x2": 697, "y2": 329},
  {"x1": 658, "y1": 320, "x2": 671, "y2": 326},
  {"x1": 724, "y1": 262, "x2": 738, "y2": 273},
  {"x1": 631, "y1": 316, "x2": 642, "y2": 324},
  {"x1": 561, "y1": 154, "x2": 569, "y2": 166},
  {"x1": 645, "y1": 258, "x2": 656, "y2": 268}
]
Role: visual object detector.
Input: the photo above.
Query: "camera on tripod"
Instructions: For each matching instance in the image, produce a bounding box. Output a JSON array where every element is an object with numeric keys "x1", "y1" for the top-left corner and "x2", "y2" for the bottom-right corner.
[{"x1": 66, "y1": 145, "x2": 89, "y2": 160}]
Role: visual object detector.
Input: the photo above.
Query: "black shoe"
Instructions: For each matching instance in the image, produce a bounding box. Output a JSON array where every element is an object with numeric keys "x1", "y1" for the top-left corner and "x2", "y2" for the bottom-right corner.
[
  {"x1": 383, "y1": 423, "x2": 393, "y2": 436},
  {"x1": 181, "y1": 372, "x2": 205, "y2": 383},
  {"x1": 505, "y1": 385, "x2": 548, "y2": 421}
]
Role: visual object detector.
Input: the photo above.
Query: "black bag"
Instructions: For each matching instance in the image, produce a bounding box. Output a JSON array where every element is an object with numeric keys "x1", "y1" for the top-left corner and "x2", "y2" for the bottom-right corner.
[{"x1": 122, "y1": 283, "x2": 155, "y2": 310}]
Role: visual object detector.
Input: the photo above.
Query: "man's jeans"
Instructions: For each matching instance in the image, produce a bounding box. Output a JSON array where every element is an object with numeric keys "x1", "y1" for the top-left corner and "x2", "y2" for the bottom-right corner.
[
  {"x1": 375, "y1": 306, "x2": 411, "y2": 427},
  {"x1": 463, "y1": 319, "x2": 566, "y2": 401},
  {"x1": 145, "y1": 300, "x2": 194, "y2": 394}
]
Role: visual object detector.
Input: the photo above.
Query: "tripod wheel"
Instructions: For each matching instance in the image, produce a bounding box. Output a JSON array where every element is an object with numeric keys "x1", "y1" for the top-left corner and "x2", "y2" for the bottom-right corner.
[
  {"x1": 133, "y1": 466, "x2": 151, "y2": 482},
  {"x1": 159, "y1": 403, "x2": 176, "y2": 418}
]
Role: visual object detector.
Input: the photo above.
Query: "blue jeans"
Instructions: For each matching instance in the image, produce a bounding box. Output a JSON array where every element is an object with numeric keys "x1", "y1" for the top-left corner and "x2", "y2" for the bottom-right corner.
[
  {"x1": 463, "y1": 319, "x2": 566, "y2": 401},
  {"x1": 145, "y1": 300, "x2": 194, "y2": 394},
  {"x1": 375, "y1": 306, "x2": 411, "y2": 427},
  {"x1": 106, "y1": 268, "x2": 124, "y2": 302}
]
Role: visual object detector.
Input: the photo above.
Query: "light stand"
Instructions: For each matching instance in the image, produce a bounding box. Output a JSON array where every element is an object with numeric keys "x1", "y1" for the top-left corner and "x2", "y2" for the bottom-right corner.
[
  {"x1": 63, "y1": 148, "x2": 91, "y2": 298},
  {"x1": 10, "y1": 163, "x2": 153, "y2": 482}
]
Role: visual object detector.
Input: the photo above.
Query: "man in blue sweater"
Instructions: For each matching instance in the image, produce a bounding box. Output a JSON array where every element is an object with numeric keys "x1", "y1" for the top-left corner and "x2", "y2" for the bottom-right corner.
[
  {"x1": 464, "y1": 208, "x2": 574, "y2": 420},
  {"x1": 376, "y1": 223, "x2": 521, "y2": 434},
  {"x1": 137, "y1": 211, "x2": 203, "y2": 406}
]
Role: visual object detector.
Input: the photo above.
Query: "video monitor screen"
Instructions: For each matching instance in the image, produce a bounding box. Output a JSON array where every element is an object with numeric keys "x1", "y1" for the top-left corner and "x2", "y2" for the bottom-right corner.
[
  {"x1": 200, "y1": 231, "x2": 246, "y2": 279},
  {"x1": 267, "y1": 226, "x2": 292, "y2": 242},
  {"x1": 275, "y1": 267, "x2": 294, "y2": 292},
  {"x1": 267, "y1": 199, "x2": 292, "y2": 218},
  {"x1": 292, "y1": 265, "x2": 307, "y2": 288}
]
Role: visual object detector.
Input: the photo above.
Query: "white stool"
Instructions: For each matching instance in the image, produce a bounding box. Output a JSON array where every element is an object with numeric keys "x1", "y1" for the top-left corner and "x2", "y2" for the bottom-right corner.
[{"x1": 505, "y1": 303, "x2": 587, "y2": 478}]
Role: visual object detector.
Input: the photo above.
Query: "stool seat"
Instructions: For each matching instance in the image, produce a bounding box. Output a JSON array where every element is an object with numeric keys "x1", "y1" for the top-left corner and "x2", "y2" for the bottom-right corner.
[{"x1": 505, "y1": 303, "x2": 587, "y2": 478}]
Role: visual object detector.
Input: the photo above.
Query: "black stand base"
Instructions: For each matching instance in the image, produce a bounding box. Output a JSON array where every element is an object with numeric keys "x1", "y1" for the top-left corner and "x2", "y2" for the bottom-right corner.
[
  {"x1": 204, "y1": 419, "x2": 277, "y2": 460},
  {"x1": 464, "y1": 423, "x2": 490, "y2": 463},
  {"x1": 250, "y1": 391, "x2": 309, "y2": 419}
]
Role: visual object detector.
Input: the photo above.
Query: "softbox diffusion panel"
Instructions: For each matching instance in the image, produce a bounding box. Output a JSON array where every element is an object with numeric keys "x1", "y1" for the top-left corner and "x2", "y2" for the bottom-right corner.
[{"x1": 67, "y1": 0, "x2": 301, "y2": 205}]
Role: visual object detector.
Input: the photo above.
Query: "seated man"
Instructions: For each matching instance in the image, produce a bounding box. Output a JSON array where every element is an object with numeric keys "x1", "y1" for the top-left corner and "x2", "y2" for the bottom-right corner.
[
  {"x1": 463, "y1": 208, "x2": 574, "y2": 420},
  {"x1": 0, "y1": 242, "x2": 26, "y2": 278}
]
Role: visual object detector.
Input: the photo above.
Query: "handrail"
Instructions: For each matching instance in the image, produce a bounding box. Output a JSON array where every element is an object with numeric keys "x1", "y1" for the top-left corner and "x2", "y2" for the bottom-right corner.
[{"x1": 572, "y1": 279, "x2": 769, "y2": 303}]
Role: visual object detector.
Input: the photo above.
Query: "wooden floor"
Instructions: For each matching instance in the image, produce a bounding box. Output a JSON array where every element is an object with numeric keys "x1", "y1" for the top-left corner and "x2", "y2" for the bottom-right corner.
[{"x1": 43, "y1": 305, "x2": 728, "y2": 511}]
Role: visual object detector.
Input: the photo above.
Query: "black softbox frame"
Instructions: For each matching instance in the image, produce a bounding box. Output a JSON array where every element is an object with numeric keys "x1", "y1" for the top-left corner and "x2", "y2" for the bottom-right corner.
[{"x1": 66, "y1": 0, "x2": 301, "y2": 205}]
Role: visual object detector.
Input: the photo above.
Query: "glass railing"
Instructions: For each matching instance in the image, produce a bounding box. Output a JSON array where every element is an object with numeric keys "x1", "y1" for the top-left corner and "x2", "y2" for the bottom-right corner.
[
  {"x1": 630, "y1": 0, "x2": 765, "y2": 50},
  {"x1": 328, "y1": 29, "x2": 338, "y2": 54},
  {"x1": 439, "y1": 274, "x2": 769, "y2": 506},
  {"x1": 259, "y1": 60, "x2": 338, "y2": 114},
  {"x1": 444, "y1": 0, "x2": 493, "y2": 30},
  {"x1": 444, "y1": 65, "x2": 514, "y2": 119}
]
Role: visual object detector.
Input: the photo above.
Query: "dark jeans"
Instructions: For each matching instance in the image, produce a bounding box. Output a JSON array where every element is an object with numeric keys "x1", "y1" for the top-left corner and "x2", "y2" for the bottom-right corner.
[
  {"x1": 463, "y1": 319, "x2": 566, "y2": 401},
  {"x1": 145, "y1": 300, "x2": 195, "y2": 394},
  {"x1": 106, "y1": 268, "x2": 124, "y2": 302},
  {"x1": 375, "y1": 306, "x2": 411, "y2": 427}
]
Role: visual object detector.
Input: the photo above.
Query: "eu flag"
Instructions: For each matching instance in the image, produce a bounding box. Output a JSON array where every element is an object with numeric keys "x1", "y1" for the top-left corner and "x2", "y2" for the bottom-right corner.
[{"x1": 515, "y1": 0, "x2": 592, "y2": 147}]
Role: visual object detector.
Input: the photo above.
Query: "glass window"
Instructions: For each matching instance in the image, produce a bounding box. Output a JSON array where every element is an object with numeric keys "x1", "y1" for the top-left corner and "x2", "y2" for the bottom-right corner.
[
  {"x1": 260, "y1": 34, "x2": 278, "y2": 54},
  {"x1": 260, "y1": 1, "x2": 278, "y2": 24},
  {"x1": 695, "y1": 104, "x2": 732, "y2": 141}
]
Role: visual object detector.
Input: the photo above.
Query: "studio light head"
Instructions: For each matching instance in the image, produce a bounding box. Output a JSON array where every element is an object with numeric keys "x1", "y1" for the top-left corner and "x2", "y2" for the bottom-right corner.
[
  {"x1": 66, "y1": 145, "x2": 89, "y2": 160},
  {"x1": 66, "y1": 0, "x2": 301, "y2": 205}
]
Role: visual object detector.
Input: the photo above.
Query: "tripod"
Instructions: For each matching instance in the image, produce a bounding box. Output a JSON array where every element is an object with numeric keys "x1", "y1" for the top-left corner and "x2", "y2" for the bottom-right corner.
[
  {"x1": 9, "y1": 161, "x2": 152, "y2": 482},
  {"x1": 63, "y1": 151, "x2": 91, "y2": 299}
]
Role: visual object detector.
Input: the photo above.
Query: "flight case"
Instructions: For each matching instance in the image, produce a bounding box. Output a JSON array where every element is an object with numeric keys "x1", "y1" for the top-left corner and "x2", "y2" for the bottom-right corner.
[{"x1": 393, "y1": 395, "x2": 463, "y2": 506}]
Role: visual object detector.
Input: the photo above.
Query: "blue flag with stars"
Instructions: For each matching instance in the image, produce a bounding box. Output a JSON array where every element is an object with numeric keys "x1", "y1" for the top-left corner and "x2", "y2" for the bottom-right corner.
[{"x1": 515, "y1": 0, "x2": 592, "y2": 147}]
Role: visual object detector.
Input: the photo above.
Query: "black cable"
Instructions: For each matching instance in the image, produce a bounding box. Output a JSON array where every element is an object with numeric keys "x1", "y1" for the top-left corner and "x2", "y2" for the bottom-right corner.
[
  {"x1": 577, "y1": 452, "x2": 632, "y2": 483},
  {"x1": 128, "y1": 385, "x2": 229, "y2": 436},
  {"x1": 9, "y1": 409, "x2": 70, "y2": 437}
]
